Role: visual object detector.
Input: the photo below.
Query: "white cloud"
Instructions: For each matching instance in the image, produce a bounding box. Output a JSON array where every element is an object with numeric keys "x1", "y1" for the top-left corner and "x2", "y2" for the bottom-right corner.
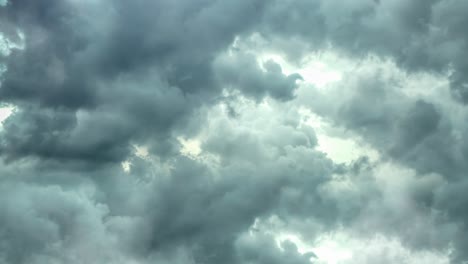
[
  {"x1": 299, "y1": 108, "x2": 380, "y2": 164},
  {"x1": 178, "y1": 137, "x2": 202, "y2": 158},
  {"x1": 255, "y1": 51, "x2": 343, "y2": 89},
  {"x1": 0, "y1": 105, "x2": 15, "y2": 129},
  {"x1": 0, "y1": 30, "x2": 26, "y2": 57},
  {"x1": 314, "y1": 232, "x2": 450, "y2": 264}
]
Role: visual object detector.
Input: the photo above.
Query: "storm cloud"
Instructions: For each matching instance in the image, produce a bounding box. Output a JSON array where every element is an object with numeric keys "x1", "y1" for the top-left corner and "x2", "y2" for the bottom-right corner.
[{"x1": 1, "y1": 0, "x2": 468, "y2": 263}]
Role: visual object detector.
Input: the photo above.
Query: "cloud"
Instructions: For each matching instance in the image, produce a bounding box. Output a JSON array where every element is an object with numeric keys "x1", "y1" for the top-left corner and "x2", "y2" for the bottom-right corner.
[
  {"x1": 296, "y1": 50, "x2": 468, "y2": 261},
  {"x1": 0, "y1": 96, "x2": 338, "y2": 263},
  {"x1": 258, "y1": 0, "x2": 468, "y2": 103},
  {"x1": 1, "y1": 1, "x2": 468, "y2": 263}
]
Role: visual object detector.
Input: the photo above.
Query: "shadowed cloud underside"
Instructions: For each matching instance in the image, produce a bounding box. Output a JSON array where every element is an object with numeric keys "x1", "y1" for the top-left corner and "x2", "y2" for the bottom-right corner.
[{"x1": 1, "y1": 1, "x2": 468, "y2": 263}]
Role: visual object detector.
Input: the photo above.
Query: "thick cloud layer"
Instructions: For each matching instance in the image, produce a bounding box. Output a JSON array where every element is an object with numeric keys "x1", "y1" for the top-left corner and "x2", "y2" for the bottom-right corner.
[{"x1": 1, "y1": 0, "x2": 468, "y2": 263}]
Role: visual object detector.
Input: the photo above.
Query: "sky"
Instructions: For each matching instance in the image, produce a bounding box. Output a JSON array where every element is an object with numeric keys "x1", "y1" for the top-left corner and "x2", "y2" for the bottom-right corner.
[{"x1": 1, "y1": 0, "x2": 468, "y2": 263}]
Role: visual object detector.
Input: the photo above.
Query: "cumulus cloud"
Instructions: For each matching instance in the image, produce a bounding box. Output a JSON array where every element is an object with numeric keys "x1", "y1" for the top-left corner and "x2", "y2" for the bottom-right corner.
[{"x1": 1, "y1": 0, "x2": 468, "y2": 263}]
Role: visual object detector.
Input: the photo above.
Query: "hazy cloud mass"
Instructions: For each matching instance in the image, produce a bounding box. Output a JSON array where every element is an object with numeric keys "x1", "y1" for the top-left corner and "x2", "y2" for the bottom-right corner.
[{"x1": 1, "y1": 0, "x2": 468, "y2": 263}]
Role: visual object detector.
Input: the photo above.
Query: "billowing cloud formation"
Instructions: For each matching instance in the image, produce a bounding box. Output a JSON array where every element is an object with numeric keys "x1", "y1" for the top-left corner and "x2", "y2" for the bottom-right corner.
[
  {"x1": 1, "y1": 0, "x2": 468, "y2": 263},
  {"x1": 260, "y1": 0, "x2": 468, "y2": 102}
]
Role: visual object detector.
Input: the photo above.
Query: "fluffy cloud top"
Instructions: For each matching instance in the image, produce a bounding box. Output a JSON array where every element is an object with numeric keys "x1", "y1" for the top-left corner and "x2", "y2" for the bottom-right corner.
[{"x1": 1, "y1": 1, "x2": 467, "y2": 263}]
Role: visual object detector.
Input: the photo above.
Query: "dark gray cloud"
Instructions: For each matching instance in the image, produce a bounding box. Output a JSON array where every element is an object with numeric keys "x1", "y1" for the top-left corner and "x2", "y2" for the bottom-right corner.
[
  {"x1": 259, "y1": 0, "x2": 468, "y2": 103},
  {"x1": 0, "y1": 0, "x2": 302, "y2": 164},
  {"x1": 0, "y1": 101, "x2": 339, "y2": 264},
  {"x1": 1, "y1": 0, "x2": 468, "y2": 263},
  {"x1": 298, "y1": 59, "x2": 468, "y2": 261},
  {"x1": 214, "y1": 51, "x2": 302, "y2": 101}
]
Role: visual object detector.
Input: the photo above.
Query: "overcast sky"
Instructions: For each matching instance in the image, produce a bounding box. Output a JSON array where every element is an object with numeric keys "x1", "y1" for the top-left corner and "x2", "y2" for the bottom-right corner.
[{"x1": 1, "y1": 0, "x2": 468, "y2": 263}]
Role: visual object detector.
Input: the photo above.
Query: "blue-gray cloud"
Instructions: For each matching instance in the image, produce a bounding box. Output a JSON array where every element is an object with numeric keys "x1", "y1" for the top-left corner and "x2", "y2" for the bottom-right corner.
[{"x1": 1, "y1": 0, "x2": 468, "y2": 263}]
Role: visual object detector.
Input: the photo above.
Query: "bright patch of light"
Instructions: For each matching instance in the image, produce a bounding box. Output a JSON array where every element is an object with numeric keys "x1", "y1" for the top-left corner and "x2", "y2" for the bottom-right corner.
[
  {"x1": 230, "y1": 34, "x2": 343, "y2": 89},
  {"x1": 316, "y1": 135, "x2": 378, "y2": 164},
  {"x1": 0, "y1": 0, "x2": 7, "y2": 7},
  {"x1": 297, "y1": 61, "x2": 342, "y2": 87},
  {"x1": 0, "y1": 105, "x2": 14, "y2": 127},
  {"x1": 134, "y1": 145, "x2": 149, "y2": 158},
  {"x1": 274, "y1": 231, "x2": 451, "y2": 264},
  {"x1": 121, "y1": 145, "x2": 150, "y2": 173},
  {"x1": 257, "y1": 52, "x2": 342, "y2": 88},
  {"x1": 314, "y1": 232, "x2": 451, "y2": 264},
  {"x1": 276, "y1": 233, "x2": 314, "y2": 254},
  {"x1": 275, "y1": 232, "x2": 352, "y2": 264},
  {"x1": 121, "y1": 161, "x2": 131, "y2": 173},
  {"x1": 178, "y1": 137, "x2": 201, "y2": 158},
  {"x1": 0, "y1": 30, "x2": 26, "y2": 57},
  {"x1": 299, "y1": 108, "x2": 380, "y2": 164},
  {"x1": 312, "y1": 234, "x2": 353, "y2": 264}
]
